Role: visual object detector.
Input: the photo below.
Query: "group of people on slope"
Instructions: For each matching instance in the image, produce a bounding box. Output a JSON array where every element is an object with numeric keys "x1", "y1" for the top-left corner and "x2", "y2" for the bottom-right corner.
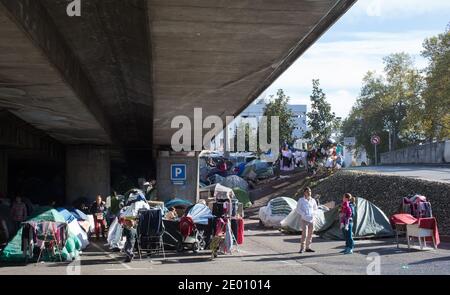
[{"x1": 296, "y1": 187, "x2": 355, "y2": 254}]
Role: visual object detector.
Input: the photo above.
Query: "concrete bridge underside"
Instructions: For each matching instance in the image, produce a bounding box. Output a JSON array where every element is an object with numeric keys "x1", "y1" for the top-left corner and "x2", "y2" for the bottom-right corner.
[{"x1": 0, "y1": 0, "x2": 356, "y2": 203}]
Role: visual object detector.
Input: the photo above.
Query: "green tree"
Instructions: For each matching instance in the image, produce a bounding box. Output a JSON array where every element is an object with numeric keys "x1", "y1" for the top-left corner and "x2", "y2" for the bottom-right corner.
[
  {"x1": 304, "y1": 79, "x2": 336, "y2": 146},
  {"x1": 341, "y1": 52, "x2": 425, "y2": 162},
  {"x1": 421, "y1": 26, "x2": 450, "y2": 141},
  {"x1": 263, "y1": 89, "x2": 297, "y2": 147},
  {"x1": 382, "y1": 53, "x2": 425, "y2": 148},
  {"x1": 341, "y1": 72, "x2": 388, "y2": 162}
]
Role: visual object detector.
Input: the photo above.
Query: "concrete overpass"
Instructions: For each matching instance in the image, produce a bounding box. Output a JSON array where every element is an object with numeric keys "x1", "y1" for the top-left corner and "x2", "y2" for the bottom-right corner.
[{"x1": 0, "y1": 0, "x2": 356, "y2": 204}]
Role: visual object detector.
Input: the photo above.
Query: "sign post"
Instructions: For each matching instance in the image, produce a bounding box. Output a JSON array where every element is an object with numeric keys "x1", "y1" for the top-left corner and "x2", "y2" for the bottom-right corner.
[{"x1": 370, "y1": 135, "x2": 381, "y2": 166}]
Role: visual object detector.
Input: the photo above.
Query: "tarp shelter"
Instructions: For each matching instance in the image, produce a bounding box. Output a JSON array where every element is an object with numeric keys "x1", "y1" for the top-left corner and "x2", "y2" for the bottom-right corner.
[
  {"x1": 0, "y1": 208, "x2": 82, "y2": 262},
  {"x1": 314, "y1": 198, "x2": 394, "y2": 239},
  {"x1": 57, "y1": 208, "x2": 89, "y2": 249},
  {"x1": 232, "y1": 188, "x2": 252, "y2": 209},
  {"x1": 70, "y1": 209, "x2": 89, "y2": 221},
  {"x1": 259, "y1": 197, "x2": 297, "y2": 228},
  {"x1": 241, "y1": 160, "x2": 274, "y2": 179},
  {"x1": 213, "y1": 175, "x2": 249, "y2": 192}
]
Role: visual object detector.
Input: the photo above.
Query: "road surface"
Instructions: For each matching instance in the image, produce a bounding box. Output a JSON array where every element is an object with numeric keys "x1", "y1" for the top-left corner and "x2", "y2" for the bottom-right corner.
[
  {"x1": 345, "y1": 165, "x2": 450, "y2": 183},
  {"x1": 1, "y1": 220, "x2": 449, "y2": 275}
]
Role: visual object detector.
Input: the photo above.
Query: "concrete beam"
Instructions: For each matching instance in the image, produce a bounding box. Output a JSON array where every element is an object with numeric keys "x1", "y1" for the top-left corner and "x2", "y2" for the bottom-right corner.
[
  {"x1": 0, "y1": 0, "x2": 112, "y2": 144},
  {"x1": 66, "y1": 145, "x2": 110, "y2": 205},
  {"x1": 149, "y1": 0, "x2": 357, "y2": 146},
  {"x1": 39, "y1": 0, "x2": 154, "y2": 149}
]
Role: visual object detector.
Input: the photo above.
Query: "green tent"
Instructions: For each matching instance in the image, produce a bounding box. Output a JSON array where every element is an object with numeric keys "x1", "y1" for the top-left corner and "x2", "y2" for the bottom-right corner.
[
  {"x1": 316, "y1": 198, "x2": 394, "y2": 240},
  {"x1": 0, "y1": 208, "x2": 82, "y2": 262},
  {"x1": 232, "y1": 187, "x2": 252, "y2": 209}
]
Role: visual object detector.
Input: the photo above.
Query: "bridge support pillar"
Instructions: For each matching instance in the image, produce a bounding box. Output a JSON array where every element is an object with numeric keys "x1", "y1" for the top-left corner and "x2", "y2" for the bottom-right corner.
[
  {"x1": 0, "y1": 151, "x2": 7, "y2": 195},
  {"x1": 66, "y1": 146, "x2": 110, "y2": 205},
  {"x1": 156, "y1": 151, "x2": 199, "y2": 204}
]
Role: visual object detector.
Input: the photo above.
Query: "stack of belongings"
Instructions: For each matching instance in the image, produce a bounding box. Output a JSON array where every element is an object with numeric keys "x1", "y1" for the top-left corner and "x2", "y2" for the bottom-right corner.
[
  {"x1": 390, "y1": 194, "x2": 439, "y2": 248},
  {"x1": 0, "y1": 208, "x2": 83, "y2": 262},
  {"x1": 179, "y1": 203, "x2": 215, "y2": 252},
  {"x1": 212, "y1": 174, "x2": 252, "y2": 209},
  {"x1": 161, "y1": 198, "x2": 192, "y2": 251},
  {"x1": 107, "y1": 189, "x2": 150, "y2": 250},
  {"x1": 401, "y1": 194, "x2": 432, "y2": 218},
  {"x1": 209, "y1": 184, "x2": 244, "y2": 256},
  {"x1": 259, "y1": 197, "x2": 297, "y2": 228}
]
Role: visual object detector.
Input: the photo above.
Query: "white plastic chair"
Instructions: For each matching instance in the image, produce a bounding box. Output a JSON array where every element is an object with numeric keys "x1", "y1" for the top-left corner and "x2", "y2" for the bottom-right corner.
[{"x1": 406, "y1": 224, "x2": 436, "y2": 250}]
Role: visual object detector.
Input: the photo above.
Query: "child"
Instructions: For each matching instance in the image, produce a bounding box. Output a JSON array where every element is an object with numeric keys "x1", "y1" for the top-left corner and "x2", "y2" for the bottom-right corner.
[{"x1": 340, "y1": 193, "x2": 355, "y2": 254}]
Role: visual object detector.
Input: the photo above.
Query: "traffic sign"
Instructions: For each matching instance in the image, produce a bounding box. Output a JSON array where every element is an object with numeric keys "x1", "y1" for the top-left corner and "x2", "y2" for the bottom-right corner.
[
  {"x1": 171, "y1": 164, "x2": 186, "y2": 185},
  {"x1": 370, "y1": 135, "x2": 381, "y2": 166},
  {"x1": 371, "y1": 135, "x2": 381, "y2": 145}
]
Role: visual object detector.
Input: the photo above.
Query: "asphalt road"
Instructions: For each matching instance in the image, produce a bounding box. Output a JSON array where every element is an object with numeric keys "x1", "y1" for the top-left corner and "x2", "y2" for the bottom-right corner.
[
  {"x1": 345, "y1": 165, "x2": 450, "y2": 183},
  {"x1": 1, "y1": 219, "x2": 449, "y2": 275}
]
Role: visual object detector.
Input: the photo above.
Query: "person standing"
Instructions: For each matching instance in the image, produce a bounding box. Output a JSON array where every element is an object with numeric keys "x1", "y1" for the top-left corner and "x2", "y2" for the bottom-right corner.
[
  {"x1": 340, "y1": 193, "x2": 356, "y2": 254},
  {"x1": 90, "y1": 195, "x2": 107, "y2": 240},
  {"x1": 296, "y1": 187, "x2": 318, "y2": 253},
  {"x1": 10, "y1": 194, "x2": 28, "y2": 230},
  {"x1": 122, "y1": 218, "x2": 137, "y2": 262}
]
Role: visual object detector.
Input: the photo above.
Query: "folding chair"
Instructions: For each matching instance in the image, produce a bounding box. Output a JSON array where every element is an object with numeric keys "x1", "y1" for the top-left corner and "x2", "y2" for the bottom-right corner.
[{"x1": 136, "y1": 208, "x2": 165, "y2": 260}]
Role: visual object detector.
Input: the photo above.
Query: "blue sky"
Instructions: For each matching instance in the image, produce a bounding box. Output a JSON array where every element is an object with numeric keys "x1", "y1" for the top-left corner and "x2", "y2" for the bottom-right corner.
[{"x1": 262, "y1": 0, "x2": 450, "y2": 119}]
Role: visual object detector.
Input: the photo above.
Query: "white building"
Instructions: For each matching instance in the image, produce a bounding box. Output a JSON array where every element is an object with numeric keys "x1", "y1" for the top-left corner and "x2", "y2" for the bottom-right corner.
[
  {"x1": 211, "y1": 100, "x2": 308, "y2": 150},
  {"x1": 239, "y1": 101, "x2": 307, "y2": 139}
]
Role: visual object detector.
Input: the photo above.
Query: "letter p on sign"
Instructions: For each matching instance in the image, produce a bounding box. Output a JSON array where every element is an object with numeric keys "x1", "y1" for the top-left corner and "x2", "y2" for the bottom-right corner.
[{"x1": 171, "y1": 164, "x2": 186, "y2": 184}]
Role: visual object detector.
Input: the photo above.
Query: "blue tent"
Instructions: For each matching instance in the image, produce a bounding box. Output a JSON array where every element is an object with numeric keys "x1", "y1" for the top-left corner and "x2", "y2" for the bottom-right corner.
[
  {"x1": 70, "y1": 209, "x2": 89, "y2": 221},
  {"x1": 165, "y1": 198, "x2": 192, "y2": 209},
  {"x1": 56, "y1": 208, "x2": 76, "y2": 223}
]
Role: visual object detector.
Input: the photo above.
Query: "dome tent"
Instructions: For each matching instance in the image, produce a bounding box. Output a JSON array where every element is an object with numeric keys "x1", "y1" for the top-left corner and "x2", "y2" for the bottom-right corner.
[
  {"x1": 316, "y1": 197, "x2": 394, "y2": 240},
  {"x1": 0, "y1": 208, "x2": 82, "y2": 262}
]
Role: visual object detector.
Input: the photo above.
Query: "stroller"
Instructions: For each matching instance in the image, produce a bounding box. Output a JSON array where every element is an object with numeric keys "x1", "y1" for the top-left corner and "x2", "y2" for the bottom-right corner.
[{"x1": 178, "y1": 204, "x2": 214, "y2": 253}]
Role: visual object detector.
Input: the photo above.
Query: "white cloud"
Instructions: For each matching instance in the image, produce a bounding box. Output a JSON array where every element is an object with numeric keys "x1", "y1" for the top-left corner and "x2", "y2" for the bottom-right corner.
[
  {"x1": 264, "y1": 30, "x2": 438, "y2": 118},
  {"x1": 348, "y1": 0, "x2": 450, "y2": 19}
]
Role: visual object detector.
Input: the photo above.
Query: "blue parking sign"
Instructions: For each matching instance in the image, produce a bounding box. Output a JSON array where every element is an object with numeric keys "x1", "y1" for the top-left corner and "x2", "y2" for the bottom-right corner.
[{"x1": 171, "y1": 164, "x2": 186, "y2": 184}]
